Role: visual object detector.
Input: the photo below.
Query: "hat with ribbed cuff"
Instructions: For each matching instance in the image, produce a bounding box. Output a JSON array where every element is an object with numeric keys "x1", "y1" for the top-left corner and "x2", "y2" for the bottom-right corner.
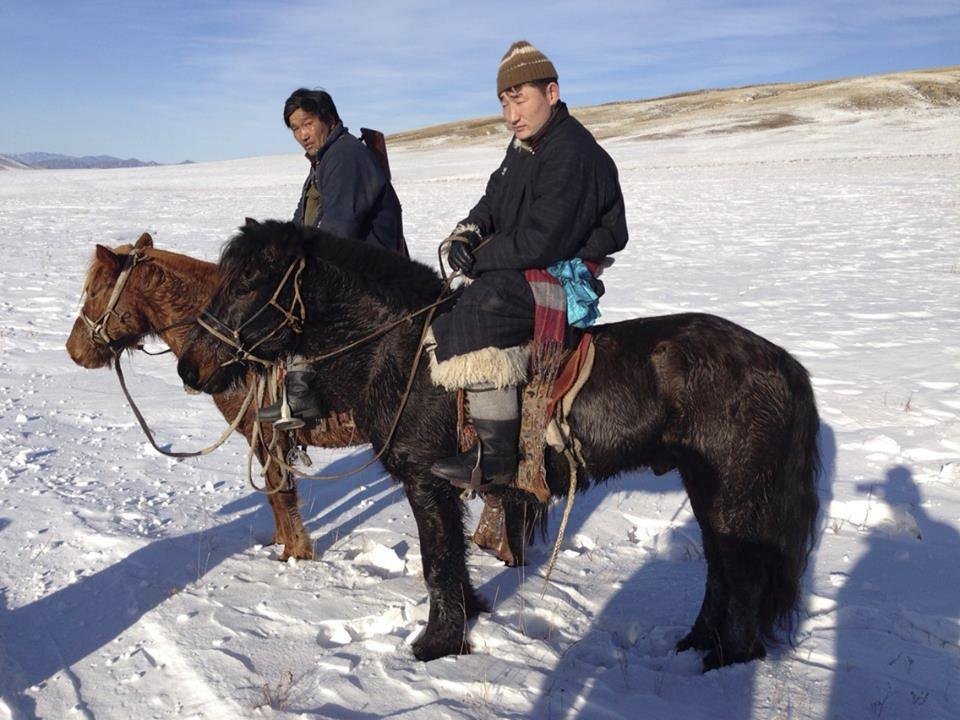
[{"x1": 497, "y1": 40, "x2": 558, "y2": 96}]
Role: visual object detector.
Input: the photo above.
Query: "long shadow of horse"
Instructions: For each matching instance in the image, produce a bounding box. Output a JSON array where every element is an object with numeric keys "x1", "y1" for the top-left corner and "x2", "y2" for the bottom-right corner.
[
  {"x1": 825, "y1": 464, "x2": 960, "y2": 719},
  {"x1": 0, "y1": 449, "x2": 404, "y2": 717},
  {"x1": 0, "y1": 493, "x2": 280, "y2": 717}
]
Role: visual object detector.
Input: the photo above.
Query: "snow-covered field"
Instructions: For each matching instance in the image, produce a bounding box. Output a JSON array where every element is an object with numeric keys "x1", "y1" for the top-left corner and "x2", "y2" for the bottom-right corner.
[{"x1": 0, "y1": 103, "x2": 958, "y2": 719}]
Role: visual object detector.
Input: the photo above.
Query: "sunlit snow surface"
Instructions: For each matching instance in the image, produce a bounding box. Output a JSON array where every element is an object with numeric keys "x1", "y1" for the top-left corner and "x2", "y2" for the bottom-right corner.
[{"x1": 0, "y1": 107, "x2": 958, "y2": 719}]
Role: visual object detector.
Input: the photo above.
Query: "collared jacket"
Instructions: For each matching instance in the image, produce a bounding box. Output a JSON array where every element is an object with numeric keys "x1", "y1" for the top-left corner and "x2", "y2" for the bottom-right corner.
[
  {"x1": 431, "y1": 103, "x2": 628, "y2": 362},
  {"x1": 294, "y1": 124, "x2": 407, "y2": 255},
  {"x1": 461, "y1": 102, "x2": 627, "y2": 272}
]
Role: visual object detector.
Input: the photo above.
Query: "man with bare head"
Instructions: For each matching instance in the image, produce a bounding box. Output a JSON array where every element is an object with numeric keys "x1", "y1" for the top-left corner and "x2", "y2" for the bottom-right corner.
[{"x1": 259, "y1": 88, "x2": 407, "y2": 427}]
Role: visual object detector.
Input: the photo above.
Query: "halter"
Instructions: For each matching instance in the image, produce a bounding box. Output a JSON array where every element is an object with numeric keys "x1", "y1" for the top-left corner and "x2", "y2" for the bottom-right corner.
[
  {"x1": 196, "y1": 256, "x2": 306, "y2": 367},
  {"x1": 81, "y1": 248, "x2": 149, "y2": 346}
]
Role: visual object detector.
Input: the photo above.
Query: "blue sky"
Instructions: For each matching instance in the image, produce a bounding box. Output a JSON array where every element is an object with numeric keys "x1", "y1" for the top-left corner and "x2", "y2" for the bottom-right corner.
[{"x1": 1, "y1": 1, "x2": 957, "y2": 163}]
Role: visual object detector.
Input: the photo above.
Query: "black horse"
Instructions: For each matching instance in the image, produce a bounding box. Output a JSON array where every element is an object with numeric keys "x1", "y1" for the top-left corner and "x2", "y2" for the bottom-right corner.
[{"x1": 177, "y1": 220, "x2": 820, "y2": 670}]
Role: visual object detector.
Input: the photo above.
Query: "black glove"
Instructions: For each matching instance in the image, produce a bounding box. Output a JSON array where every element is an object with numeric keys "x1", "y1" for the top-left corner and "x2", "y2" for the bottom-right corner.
[{"x1": 447, "y1": 238, "x2": 476, "y2": 276}]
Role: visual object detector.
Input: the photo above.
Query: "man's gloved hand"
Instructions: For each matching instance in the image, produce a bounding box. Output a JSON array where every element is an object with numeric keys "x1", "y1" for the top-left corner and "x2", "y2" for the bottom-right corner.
[{"x1": 447, "y1": 238, "x2": 476, "y2": 276}]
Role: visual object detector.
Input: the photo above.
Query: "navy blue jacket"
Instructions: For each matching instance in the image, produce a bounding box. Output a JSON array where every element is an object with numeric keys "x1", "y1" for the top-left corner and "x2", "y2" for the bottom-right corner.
[{"x1": 294, "y1": 124, "x2": 407, "y2": 255}]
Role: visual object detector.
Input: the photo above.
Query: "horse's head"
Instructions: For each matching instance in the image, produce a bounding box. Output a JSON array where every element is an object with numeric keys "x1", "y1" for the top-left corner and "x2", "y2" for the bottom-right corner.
[
  {"x1": 178, "y1": 220, "x2": 306, "y2": 394},
  {"x1": 66, "y1": 232, "x2": 156, "y2": 368}
]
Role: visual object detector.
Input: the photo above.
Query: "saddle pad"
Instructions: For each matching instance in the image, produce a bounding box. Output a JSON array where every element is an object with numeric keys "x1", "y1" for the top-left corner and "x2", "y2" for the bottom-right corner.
[{"x1": 517, "y1": 333, "x2": 595, "y2": 502}]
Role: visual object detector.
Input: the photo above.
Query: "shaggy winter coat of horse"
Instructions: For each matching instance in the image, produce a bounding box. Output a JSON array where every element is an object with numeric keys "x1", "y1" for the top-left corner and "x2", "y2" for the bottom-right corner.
[{"x1": 176, "y1": 220, "x2": 820, "y2": 670}]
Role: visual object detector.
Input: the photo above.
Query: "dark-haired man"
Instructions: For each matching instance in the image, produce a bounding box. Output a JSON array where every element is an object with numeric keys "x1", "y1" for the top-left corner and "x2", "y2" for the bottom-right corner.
[
  {"x1": 284, "y1": 88, "x2": 406, "y2": 253},
  {"x1": 260, "y1": 89, "x2": 407, "y2": 426},
  {"x1": 429, "y1": 41, "x2": 628, "y2": 489}
]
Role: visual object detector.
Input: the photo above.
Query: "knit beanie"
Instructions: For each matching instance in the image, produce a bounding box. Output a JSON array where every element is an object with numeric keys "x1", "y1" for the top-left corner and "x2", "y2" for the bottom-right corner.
[{"x1": 497, "y1": 40, "x2": 558, "y2": 96}]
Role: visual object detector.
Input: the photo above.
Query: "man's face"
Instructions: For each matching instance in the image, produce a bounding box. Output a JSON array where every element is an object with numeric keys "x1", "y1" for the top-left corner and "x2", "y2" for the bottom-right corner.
[
  {"x1": 289, "y1": 109, "x2": 331, "y2": 156},
  {"x1": 500, "y1": 82, "x2": 560, "y2": 140}
]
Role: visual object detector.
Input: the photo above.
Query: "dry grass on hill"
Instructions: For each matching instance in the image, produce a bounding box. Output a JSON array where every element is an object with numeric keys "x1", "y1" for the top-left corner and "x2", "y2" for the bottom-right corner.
[{"x1": 388, "y1": 66, "x2": 960, "y2": 148}]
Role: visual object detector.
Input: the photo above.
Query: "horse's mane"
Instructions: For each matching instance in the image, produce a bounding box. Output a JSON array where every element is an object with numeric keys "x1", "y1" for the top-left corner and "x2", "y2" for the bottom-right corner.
[
  {"x1": 83, "y1": 242, "x2": 216, "y2": 297},
  {"x1": 222, "y1": 221, "x2": 443, "y2": 310}
]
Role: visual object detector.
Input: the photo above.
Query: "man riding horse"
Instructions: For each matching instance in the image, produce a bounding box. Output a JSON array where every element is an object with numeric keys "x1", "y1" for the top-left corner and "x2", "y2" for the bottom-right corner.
[
  {"x1": 260, "y1": 88, "x2": 409, "y2": 426},
  {"x1": 429, "y1": 40, "x2": 628, "y2": 490}
]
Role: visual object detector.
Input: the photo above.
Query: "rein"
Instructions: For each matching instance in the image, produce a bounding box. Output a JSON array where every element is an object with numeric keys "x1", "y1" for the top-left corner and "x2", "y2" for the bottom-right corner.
[
  {"x1": 193, "y1": 253, "x2": 460, "y2": 483},
  {"x1": 114, "y1": 352, "x2": 257, "y2": 458}
]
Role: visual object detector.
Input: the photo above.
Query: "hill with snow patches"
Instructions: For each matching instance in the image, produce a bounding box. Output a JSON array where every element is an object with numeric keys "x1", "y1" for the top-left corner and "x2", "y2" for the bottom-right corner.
[{"x1": 0, "y1": 66, "x2": 958, "y2": 718}]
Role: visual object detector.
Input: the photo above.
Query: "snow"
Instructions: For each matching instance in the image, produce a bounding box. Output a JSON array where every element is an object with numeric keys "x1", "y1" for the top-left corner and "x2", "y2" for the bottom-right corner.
[{"x1": 1, "y1": 104, "x2": 959, "y2": 719}]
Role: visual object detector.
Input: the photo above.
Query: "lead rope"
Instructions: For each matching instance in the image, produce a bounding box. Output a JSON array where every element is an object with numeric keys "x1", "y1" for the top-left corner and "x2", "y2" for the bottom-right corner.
[
  {"x1": 114, "y1": 352, "x2": 257, "y2": 458},
  {"x1": 540, "y1": 444, "x2": 585, "y2": 597},
  {"x1": 245, "y1": 373, "x2": 291, "y2": 494}
]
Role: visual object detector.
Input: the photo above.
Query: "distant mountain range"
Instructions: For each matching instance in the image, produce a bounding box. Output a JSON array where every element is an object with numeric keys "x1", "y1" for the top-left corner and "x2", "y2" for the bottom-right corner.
[{"x1": 0, "y1": 152, "x2": 165, "y2": 170}]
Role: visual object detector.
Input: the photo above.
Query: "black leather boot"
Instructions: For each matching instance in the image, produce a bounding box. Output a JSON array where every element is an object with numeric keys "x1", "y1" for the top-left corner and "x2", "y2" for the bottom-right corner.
[
  {"x1": 431, "y1": 416, "x2": 520, "y2": 490},
  {"x1": 259, "y1": 369, "x2": 324, "y2": 429}
]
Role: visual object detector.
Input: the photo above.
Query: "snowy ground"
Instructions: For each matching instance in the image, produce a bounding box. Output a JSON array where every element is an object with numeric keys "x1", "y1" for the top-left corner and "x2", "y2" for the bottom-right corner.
[{"x1": 0, "y1": 104, "x2": 958, "y2": 719}]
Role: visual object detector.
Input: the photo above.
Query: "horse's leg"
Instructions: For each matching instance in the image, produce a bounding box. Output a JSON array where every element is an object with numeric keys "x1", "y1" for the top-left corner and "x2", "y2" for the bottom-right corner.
[
  {"x1": 671, "y1": 459, "x2": 725, "y2": 655},
  {"x1": 472, "y1": 495, "x2": 541, "y2": 567},
  {"x1": 265, "y1": 473, "x2": 313, "y2": 561},
  {"x1": 254, "y1": 433, "x2": 314, "y2": 561},
  {"x1": 676, "y1": 521, "x2": 725, "y2": 654},
  {"x1": 701, "y1": 534, "x2": 768, "y2": 670},
  {"x1": 677, "y1": 461, "x2": 767, "y2": 669},
  {"x1": 405, "y1": 472, "x2": 488, "y2": 660},
  {"x1": 502, "y1": 498, "x2": 545, "y2": 567}
]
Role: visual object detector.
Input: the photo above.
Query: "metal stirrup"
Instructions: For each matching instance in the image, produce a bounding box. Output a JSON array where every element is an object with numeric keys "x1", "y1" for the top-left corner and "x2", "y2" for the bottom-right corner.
[{"x1": 271, "y1": 381, "x2": 306, "y2": 431}]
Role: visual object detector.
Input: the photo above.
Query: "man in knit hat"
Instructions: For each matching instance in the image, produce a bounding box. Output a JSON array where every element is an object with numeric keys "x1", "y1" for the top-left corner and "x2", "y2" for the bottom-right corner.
[{"x1": 430, "y1": 40, "x2": 628, "y2": 490}]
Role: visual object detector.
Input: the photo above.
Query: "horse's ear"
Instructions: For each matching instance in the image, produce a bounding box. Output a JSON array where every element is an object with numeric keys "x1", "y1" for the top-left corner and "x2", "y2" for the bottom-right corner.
[
  {"x1": 134, "y1": 232, "x2": 153, "y2": 249},
  {"x1": 95, "y1": 244, "x2": 122, "y2": 270},
  {"x1": 243, "y1": 217, "x2": 259, "y2": 227}
]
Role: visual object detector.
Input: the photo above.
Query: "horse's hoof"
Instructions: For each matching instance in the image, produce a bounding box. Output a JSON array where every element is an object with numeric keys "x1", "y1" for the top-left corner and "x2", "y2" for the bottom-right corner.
[
  {"x1": 702, "y1": 642, "x2": 766, "y2": 671},
  {"x1": 412, "y1": 628, "x2": 471, "y2": 661},
  {"x1": 675, "y1": 628, "x2": 711, "y2": 653},
  {"x1": 277, "y1": 545, "x2": 314, "y2": 562}
]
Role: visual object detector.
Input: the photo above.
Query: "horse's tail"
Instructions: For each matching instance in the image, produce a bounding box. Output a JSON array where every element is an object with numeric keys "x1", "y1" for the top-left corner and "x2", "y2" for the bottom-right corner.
[{"x1": 761, "y1": 355, "x2": 821, "y2": 642}]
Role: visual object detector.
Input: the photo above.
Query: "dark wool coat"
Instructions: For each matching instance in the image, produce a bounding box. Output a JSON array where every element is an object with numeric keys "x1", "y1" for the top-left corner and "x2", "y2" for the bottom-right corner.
[
  {"x1": 432, "y1": 102, "x2": 628, "y2": 362},
  {"x1": 294, "y1": 124, "x2": 407, "y2": 255}
]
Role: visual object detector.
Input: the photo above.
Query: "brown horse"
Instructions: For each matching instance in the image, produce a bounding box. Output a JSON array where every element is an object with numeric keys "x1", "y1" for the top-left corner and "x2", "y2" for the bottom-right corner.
[
  {"x1": 65, "y1": 232, "x2": 352, "y2": 560},
  {"x1": 66, "y1": 232, "x2": 526, "y2": 568}
]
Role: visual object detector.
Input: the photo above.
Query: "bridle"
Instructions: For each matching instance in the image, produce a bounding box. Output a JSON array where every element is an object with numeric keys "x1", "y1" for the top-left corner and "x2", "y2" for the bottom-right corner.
[
  {"x1": 190, "y1": 250, "x2": 461, "y2": 483},
  {"x1": 76, "y1": 245, "x2": 255, "y2": 460},
  {"x1": 81, "y1": 248, "x2": 149, "y2": 347},
  {"x1": 196, "y1": 257, "x2": 306, "y2": 368},
  {"x1": 80, "y1": 247, "x2": 195, "y2": 352}
]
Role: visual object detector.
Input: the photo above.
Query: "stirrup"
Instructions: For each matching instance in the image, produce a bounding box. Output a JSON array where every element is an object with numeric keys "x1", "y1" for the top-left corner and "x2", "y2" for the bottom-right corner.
[
  {"x1": 447, "y1": 451, "x2": 512, "y2": 493},
  {"x1": 270, "y1": 384, "x2": 305, "y2": 431}
]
